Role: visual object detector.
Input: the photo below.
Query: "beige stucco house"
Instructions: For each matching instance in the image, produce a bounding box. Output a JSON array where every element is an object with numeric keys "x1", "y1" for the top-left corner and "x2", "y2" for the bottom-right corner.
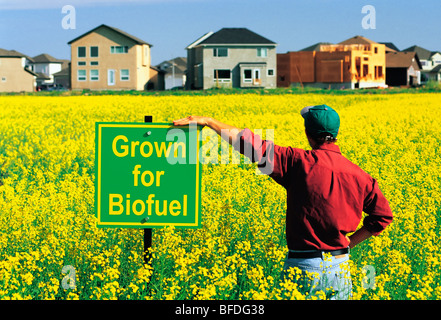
[
  {"x1": 68, "y1": 24, "x2": 153, "y2": 90},
  {"x1": 0, "y1": 49, "x2": 36, "y2": 92}
]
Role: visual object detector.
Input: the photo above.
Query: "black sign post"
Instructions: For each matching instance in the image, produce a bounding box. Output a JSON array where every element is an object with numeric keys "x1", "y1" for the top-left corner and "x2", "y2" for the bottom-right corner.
[{"x1": 144, "y1": 115, "x2": 153, "y2": 265}]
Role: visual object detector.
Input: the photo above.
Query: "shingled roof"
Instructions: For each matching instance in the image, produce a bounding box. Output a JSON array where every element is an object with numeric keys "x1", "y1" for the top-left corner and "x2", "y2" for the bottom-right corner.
[
  {"x1": 386, "y1": 51, "x2": 422, "y2": 69},
  {"x1": 299, "y1": 42, "x2": 333, "y2": 51},
  {"x1": 402, "y1": 45, "x2": 433, "y2": 60},
  {"x1": 32, "y1": 53, "x2": 64, "y2": 63},
  {"x1": 0, "y1": 48, "x2": 34, "y2": 62},
  {"x1": 339, "y1": 35, "x2": 378, "y2": 45},
  {"x1": 68, "y1": 24, "x2": 152, "y2": 47},
  {"x1": 430, "y1": 64, "x2": 441, "y2": 73},
  {"x1": 380, "y1": 42, "x2": 400, "y2": 52},
  {"x1": 187, "y1": 28, "x2": 276, "y2": 48}
]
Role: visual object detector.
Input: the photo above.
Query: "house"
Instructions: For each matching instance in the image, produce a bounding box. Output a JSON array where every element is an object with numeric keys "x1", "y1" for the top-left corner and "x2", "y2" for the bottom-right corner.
[
  {"x1": 53, "y1": 63, "x2": 71, "y2": 89},
  {"x1": 385, "y1": 51, "x2": 422, "y2": 86},
  {"x1": 31, "y1": 53, "x2": 69, "y2": 88},
  {"x1": 156, "y1": 57, "x2": 187, "y2": 90},
  {"x1": 402, "y1": 45, "x2": 441, "y2": 83},
  {"x1": 427, "y1": 64, "x2": 441, "y2": 83},
  {"x1": 67, "y1": 24, "x2": 153, "y2": 90},
  {"x1": 186, "y1": 28, "x2": 277, "y2": 90},
  {"x1": 277, "y1": 35, "x2": 386, "y2": 89},
  {"x1": 0, "y1": 48, "x2": 37, "y2": 92},
  {"x1": 146, "y1": 66, "x2": 165, "y2": 90}
]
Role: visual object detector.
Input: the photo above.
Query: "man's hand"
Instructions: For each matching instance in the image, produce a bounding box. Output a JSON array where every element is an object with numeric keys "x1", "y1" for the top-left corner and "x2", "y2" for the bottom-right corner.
[
  {"x1": 173, "y1": 116, "x2": 212, "y2": 127},
  {"x1": 173, "y1": 116, "x2": 241, "y2": 146}
]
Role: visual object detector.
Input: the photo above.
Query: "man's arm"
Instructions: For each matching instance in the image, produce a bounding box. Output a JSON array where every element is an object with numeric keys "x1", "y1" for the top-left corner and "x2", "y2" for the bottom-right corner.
[
  {"x1": 173, "y1": 116, "x2": 241, "y2": 145},
  {"x1": 347, "y1": 226, "x2": 373, "y2": 249}
]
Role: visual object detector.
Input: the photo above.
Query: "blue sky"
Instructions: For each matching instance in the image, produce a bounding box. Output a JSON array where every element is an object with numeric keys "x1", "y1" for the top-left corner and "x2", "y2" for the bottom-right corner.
[{"x1": 0, "y1": 0, "x2": 440, "y2": 65}]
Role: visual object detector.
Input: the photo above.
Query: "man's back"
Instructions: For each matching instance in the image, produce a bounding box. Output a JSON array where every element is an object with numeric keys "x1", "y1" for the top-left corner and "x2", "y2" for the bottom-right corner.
[{"x1": 233, "y1": 128, "x2": 393, "y2": 251}]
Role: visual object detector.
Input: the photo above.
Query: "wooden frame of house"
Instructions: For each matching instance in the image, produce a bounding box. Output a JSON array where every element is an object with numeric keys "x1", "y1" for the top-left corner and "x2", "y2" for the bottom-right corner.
[{"x1": 277, "y1": 36, "x2": 386, "y2": 89}]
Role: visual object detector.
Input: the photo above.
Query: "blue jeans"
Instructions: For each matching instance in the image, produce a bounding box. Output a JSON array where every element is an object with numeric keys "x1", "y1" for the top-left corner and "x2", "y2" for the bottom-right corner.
[{"x1": 282, "y1": 250, "x2": 352, "y2": 300}]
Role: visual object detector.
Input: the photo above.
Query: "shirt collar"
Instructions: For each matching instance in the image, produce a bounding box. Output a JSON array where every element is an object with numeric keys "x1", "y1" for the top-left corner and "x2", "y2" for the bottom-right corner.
[{"x1": 314, "y1": 143, "x2": 341, "y2": 154}]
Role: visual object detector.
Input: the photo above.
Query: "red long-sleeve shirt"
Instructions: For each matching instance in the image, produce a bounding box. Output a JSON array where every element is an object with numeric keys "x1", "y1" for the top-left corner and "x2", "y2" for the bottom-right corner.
[{"x1": 233, "y1": 128, "x2": 393, "y2": 251}]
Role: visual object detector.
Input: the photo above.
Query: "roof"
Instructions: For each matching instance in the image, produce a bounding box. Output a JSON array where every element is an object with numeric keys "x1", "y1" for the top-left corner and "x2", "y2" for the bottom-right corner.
[
  {"x1": 0, "y1": 48, "x2": 34, "y2": 61},
  {"x1": 68, "y1": 24, "x2": 152, "y2": 46},
  {"x1": 338, "y1": 35, "x2": 378, "y2": 45},
  {"x1": 380, "y1": 42, "x2": 399, "y2": 52},
  {"x1": 32, "y1": 53, "x2": 64, "y2": 64},
  {"x1": 402, "y1": 45, "x2": 432, "y2": 60},
  {"x1": 156, "y1": 57, "x2": 187, "y2": 74},
  {"x1": 386, "y1": 51, "x2": 422, "y2": 69},
  {"x1": 24, "y1": 67, "x2": 37, "y2": 77},
  {"x1": 299, "y1": 42, "x2": 333, "y2": 51},
  {"x1": 35, "y1": 72, "x2": 51, "y2": 80},
  {"x1": 53, "y1": 67, "x2": 70, "y2": 77},
  {"x1": 430, "y1": 64, "x2": 441, "y2": 73},
  {"x1": 187, "y1": 28, "x2": 276, "y2": 48}
]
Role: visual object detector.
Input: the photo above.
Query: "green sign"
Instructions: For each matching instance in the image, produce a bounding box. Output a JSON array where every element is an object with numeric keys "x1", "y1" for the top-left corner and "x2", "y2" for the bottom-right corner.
[{"x1": 95, "y1": 122, "x2": 202, "y2": 228}]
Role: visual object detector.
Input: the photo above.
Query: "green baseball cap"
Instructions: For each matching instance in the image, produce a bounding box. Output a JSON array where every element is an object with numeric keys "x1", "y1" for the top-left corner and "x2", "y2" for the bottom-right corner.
[{"x1": 300, "y1": 105, "x2": 340, "y2": 138}]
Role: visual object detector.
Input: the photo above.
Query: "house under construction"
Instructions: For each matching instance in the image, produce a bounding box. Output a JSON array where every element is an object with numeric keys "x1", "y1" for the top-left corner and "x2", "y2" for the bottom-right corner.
[{"x1": 277, "y1": 36, "x2": 386, "y2": 89}]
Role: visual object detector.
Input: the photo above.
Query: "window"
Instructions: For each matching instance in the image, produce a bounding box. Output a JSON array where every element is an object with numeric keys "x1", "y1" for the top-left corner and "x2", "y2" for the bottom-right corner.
[
  {"x1": 376, "y1": 66, "x2": 383, "y2": 78},
  {"x1": 90, "y1": 61, "x2": 99, "y2": 66},
  {"x1": 214, "y1": 69, "x2": 231, "y2": 82},
  {"x1": 108, "y1": 69, "x2": 115, "y2": 86},
  {"x1": 143, "y1": 46, "x2": 149, "y2": 66},
  {"x1": 90, "y1": 70, "x2": 99, "y2": 81},
  {"x1": 362, "y1": 64, "x2": 369, "y2": 77},
  {"x1": 77, "y1": 70, "x2": 86, "y2": 81},
  {"x1": 78, "y1": 47, "x2": 86, "y2": 58},
  {"x1": 120, "y1": 69, "x2": 130, "y2": 81},
  {"x1": 111, "y1": 46, "x2": 129, "y2": 54},
  {"x1": 254, "y1": 69, "x2": 261, "y2": 80},
  {"x1": 78, "y1": 61, "x2": 86, "y2": 66},
  {"x1": 374, "y1": 47, "x2": 378, "y2": 54},
  {"x1": 213, "y1": 48, "x2": 228, "y2": 57},
  {"x1": 243, "y1": 69, "x2": 252, "y2": 83},
  {"x1": 1, "y1": 77, "x2": 6, "y2": 82},
  {"x1": 90, "y1": 46, "x2": 99, "y2": 57},
  {"x1": 257, "y1": 48, "x2": 268, "y2": 57},
  {"x1": 267, "y1": 69, "x2": 274, "y2": 76}
]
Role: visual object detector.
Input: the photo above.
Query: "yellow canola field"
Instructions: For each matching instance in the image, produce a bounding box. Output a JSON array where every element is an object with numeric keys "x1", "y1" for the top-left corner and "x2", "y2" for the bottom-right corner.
[{"x1": 0, "y1": 93, "x2": 440, "y2": 300}]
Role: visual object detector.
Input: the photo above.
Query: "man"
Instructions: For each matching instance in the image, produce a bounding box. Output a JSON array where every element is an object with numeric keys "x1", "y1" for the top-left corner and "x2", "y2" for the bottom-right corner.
[{"x1": 173, "y1": 105, "x2": 393, "y2": 299}]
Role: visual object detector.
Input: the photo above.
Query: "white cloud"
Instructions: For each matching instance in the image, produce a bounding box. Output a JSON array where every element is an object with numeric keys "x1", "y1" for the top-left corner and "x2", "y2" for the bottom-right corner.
[{"x1": 0, "y1": 0, "x2": 179, "y2": 10}]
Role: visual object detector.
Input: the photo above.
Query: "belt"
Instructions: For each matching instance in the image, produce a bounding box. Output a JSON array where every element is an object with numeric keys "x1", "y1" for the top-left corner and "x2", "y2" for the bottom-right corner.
[{"x1": 288, "y1": 247, "x2": 349, "y2": 259}]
